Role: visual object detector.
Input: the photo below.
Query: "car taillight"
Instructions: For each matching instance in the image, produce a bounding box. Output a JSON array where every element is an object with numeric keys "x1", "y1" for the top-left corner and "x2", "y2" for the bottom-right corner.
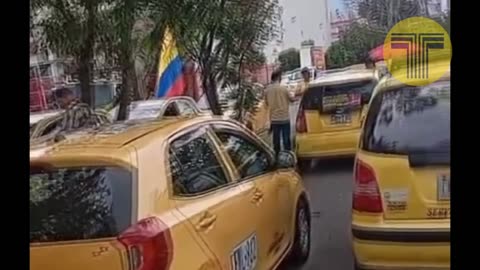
[
  {"x1": 118, "y1": 217, "x2": 173, "y2": 270},
  {"x1": 353, "y1": 160, "x2": 383, "y2": 213},
  {"x1": 296, "y1": 106, "x2": 307, "y2": 133}
]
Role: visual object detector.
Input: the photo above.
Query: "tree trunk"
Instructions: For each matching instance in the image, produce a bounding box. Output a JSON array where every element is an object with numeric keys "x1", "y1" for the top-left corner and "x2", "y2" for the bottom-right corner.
[
  {"x1": 117, "y1": 45, "x2": 136, "y2": 120},
  {"x1": 78, "y1": 0, "x2": 97, "y2": 107},
  {"x1": 78, "y1": 59, "x2": 92, "y2": 106},
  {"x1": 203, "y1": 74, "x2": 221, "y2": 115},
  {"x1": 117, "y1": 65, "x2": 133, "y2": 121},
  {"x1": 116, "y1": 0, "x2": 137, "y2": 121}
]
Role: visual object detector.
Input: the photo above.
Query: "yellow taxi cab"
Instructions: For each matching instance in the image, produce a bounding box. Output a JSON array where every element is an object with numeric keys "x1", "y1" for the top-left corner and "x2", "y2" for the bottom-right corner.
[
  {"x1": 29, "y1": 96, "x2": 204, "y2": 141},
  {"x1": 30, "y1": 116, "x2": 311, "y2": 270},
  {"x1": 295, "y1": 68, "x2": 378, "y2": 169},
  {"x1": 30, "y1": 110, "x2": 63, "y2": 138},
  {"x1": 351, "y1": 67, "x2": 450, "y2": 270}
]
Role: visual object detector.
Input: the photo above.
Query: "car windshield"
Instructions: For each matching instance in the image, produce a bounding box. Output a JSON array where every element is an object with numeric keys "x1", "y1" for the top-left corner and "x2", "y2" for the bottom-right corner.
[
  {"x1": 30, "y1": 165, "x2": 133, "y2": 243},
  {"x1": 362, "y1": 80, "x2": 450, "y2": 155}
]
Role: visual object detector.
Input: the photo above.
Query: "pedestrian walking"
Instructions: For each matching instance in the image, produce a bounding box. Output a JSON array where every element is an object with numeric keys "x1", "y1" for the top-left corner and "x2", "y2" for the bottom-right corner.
[
  {"x1": 54, "y1": 87, "x2": 110, "y2": 133},
  {"x1": 265, "y1": 69, "x2": 302, "y2": 155}
]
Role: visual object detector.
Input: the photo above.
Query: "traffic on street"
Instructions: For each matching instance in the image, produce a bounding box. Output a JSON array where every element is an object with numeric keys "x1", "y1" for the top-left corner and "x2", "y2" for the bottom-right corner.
[{"x1": 30, "y1": 0, "x2": 450, "y2": 269}]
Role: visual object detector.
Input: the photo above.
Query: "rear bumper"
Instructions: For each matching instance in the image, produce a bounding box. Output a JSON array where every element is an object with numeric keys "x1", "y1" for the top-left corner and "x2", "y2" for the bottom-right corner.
[
  {"x1": 352, "y1": 227, "x2": 450, "y2": 242},
  {"x1": 352, "y1": 225, "x2": 450, "y2": 270},
  {"x1": 296, "y1": 130, "x2": 359, "y2": 158}
]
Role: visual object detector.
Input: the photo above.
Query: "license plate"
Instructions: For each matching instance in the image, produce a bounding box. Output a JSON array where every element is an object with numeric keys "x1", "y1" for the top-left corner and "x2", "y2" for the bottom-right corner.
[
  {"x1": 330, "y1": 113, "x2": 351, "y2": 124},
  {"x1": 231, "y1": 234, "x2": 257, "y2": 270},
  {"x1": 437, "y1": 174, "x2": 450, "y2": 201}
]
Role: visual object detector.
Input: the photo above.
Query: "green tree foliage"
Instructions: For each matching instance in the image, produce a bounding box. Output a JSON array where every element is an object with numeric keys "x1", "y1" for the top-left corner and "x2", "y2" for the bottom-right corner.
[
  {"x1": 327, "y1": 0, "x2": 434, "y2": 69},
  {"x1": 326, "y1": 22, "x2": 384, "y2": 69},
  {"x1": 278, "y1": 48, "x2": 300, "y2": 72},
  {"x1": 30, "y1": 0, "x2": 110, "y2": 106},
  {"x1": 146, "y1": 0, "x2": 280, "y2": 116},
  {"x1": 31, "y1": 0, "x2": 280, "y2": 119}
]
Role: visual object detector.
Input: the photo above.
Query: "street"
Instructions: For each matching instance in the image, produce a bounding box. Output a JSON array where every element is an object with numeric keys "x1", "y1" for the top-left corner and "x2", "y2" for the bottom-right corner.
[{"x1": 283, "y1": 158, "x2": 355, "y2": 270}]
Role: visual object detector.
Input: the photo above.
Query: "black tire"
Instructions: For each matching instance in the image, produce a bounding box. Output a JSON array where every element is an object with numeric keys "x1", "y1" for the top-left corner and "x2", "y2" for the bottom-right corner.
[{"x1": 289, "y1": 198, "x2": 311, "y2": 265}]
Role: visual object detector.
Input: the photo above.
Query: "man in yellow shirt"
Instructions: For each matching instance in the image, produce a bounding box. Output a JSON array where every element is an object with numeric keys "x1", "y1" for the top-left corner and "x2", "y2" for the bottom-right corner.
[{"x1": 265, "y1": 69, "x2": 306, "y2": 155}]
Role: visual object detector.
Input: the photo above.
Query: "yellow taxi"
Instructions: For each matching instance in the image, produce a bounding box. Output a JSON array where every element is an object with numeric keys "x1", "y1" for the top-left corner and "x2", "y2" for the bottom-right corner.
[
  {"x1": 295, "y1": 68, "x2": 378, "y2": 169},
  {"x1": 30, "y1": 110, "x2": 63, "y2": 138},
  {"x1": 352, "y1": 68, "x2": 450, "y2": 269},
  {"x1": 30, "y1": 116, "x2": 311, "y2": 270},
  {"x1": 29, "y1": 96, "x2": 204, "y2": 141}
]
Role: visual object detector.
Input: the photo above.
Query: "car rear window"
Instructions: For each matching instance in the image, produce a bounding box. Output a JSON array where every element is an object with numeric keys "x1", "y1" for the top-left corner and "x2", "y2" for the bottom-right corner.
[
  {"x1": 361, "y1": 80, "x2": 450, "y2": 155},
  {"x1": 30, "y1": 166, "x2": 133, "y2": 243},
  {"x1": 302, "y1": 80, "x2": 375, "y2": 113}
]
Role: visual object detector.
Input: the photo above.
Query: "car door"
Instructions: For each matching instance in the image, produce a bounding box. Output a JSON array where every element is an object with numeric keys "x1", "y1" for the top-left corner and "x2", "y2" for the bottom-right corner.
[
  {"x1": 167, "y1": 125, "x2": 260, "y2": 270},
  {"x1": 210, "y1": 123, "x2": 293, "y2": 269}
]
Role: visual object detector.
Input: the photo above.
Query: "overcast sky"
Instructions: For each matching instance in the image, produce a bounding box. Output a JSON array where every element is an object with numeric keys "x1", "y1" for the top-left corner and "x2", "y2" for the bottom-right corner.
[{"x1": 265, "y1": 0, "x2": 345, "y2": 62}]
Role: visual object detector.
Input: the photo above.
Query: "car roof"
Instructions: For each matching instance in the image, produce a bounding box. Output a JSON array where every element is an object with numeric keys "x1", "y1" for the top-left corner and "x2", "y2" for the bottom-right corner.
[
  {"x1": 31, "y1": 116, "x2": 229, "y2": 159},
  {"x1": 309, "y1": 69, "x2": 376, "y2": 87},
  {"x1": 373, "y1": 63, "x2": 450, "y2": 96},
  {"x1": 30, "y1": 110, "x2": 63, "y2": 125}
]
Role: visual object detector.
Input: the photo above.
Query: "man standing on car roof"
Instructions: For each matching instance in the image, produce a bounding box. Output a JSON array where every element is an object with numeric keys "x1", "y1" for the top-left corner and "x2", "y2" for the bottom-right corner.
[
  {"x1": 54, "y1": 87, "x2": 110, "y2": 133},
  {"x1": 265, "y1": 69, "x2": 303, "y2": 156}
]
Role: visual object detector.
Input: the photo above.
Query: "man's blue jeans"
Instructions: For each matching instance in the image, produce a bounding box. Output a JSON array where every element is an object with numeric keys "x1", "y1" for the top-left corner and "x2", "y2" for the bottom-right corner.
[{"x1": 271, "y1": 121, "x2": 291, "y2": 155}]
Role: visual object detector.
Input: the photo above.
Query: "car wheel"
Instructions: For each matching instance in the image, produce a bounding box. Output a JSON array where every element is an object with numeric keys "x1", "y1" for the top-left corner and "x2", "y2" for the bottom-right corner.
[{"x1": 289, "y1": 198, "x2": 311, "y2": 265}]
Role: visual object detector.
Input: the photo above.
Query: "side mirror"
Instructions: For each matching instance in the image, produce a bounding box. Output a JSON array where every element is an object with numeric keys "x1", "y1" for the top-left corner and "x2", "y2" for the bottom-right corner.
[{"x1": 276, "y1": 150, "x2": 297, "y2": 169}]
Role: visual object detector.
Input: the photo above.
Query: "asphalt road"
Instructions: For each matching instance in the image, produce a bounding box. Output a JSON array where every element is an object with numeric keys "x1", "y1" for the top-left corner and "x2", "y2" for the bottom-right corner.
[
  {"x1": 264, "y1": 102, "x2": 356, "y2": 270},
  {"x1": 282, "y1": 158, "x2": 356, "y2": 270}
]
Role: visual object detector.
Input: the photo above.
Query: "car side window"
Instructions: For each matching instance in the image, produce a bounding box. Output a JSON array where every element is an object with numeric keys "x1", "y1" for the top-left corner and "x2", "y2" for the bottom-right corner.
[
  {"x1": 213, "y1": 127, "x2": 273, "y2": 179},
  {"x1": 163, "y1": 103, "x2": 180, "y2": 117},
  {"x1": 169, "y1": 128, "x2": 229, "y2": 196},
  {"x1": 175, "y1": 100, "x2": 196, "y2": 116}
]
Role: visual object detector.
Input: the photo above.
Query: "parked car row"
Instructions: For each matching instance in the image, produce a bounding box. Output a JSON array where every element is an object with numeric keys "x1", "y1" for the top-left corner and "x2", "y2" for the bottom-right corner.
[{"x1": 30, "y1": 62, "x2": 450, "y2": 270}]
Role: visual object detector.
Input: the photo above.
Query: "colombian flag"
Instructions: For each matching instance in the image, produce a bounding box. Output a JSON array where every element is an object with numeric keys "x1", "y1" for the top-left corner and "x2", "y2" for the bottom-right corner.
[{"x1": 155, "y1": 28, "x2": 185, "y2": 98}]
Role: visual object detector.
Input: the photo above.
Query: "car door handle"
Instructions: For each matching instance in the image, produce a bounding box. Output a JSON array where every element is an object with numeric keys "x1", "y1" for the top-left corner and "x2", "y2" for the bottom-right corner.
[{"x1": 195, "y1": 213, "x2": 217, "y2": 232}]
